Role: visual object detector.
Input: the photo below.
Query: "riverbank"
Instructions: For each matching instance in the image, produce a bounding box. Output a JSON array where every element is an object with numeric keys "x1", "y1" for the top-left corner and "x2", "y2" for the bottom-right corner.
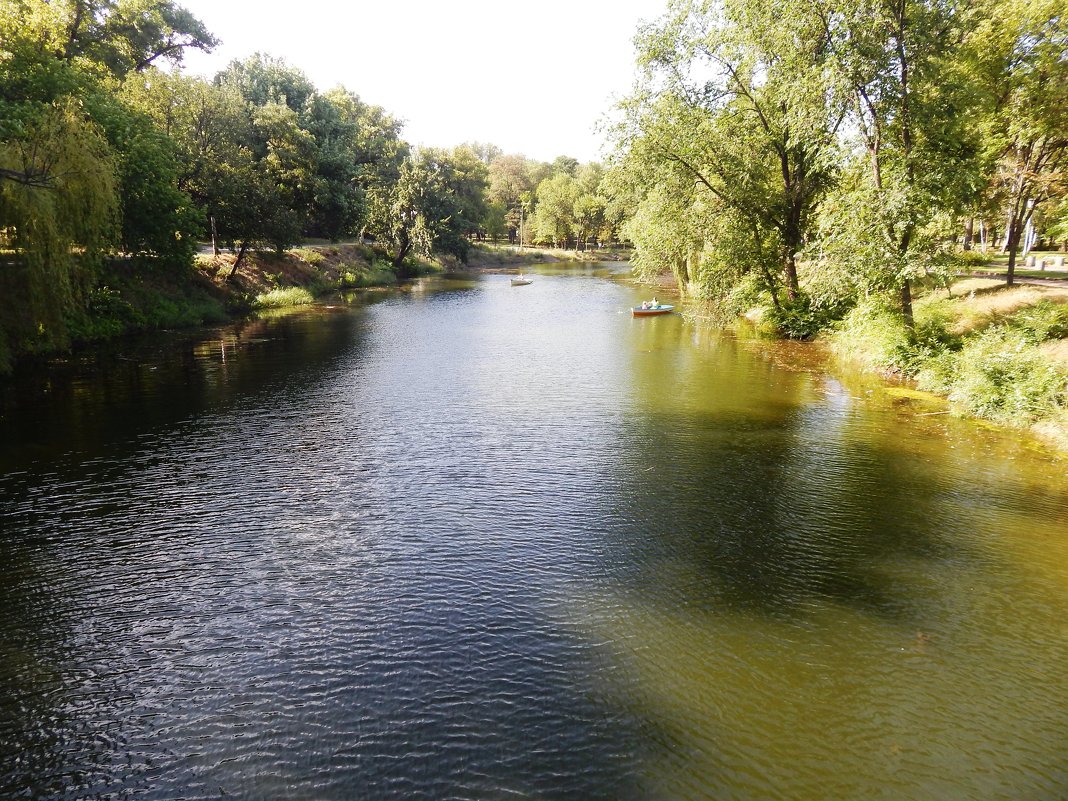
[
  {"x1": 462, "y1": 243, "x2": 630, "y2": 269},
  {"x1": 811, "y1": 277, "x2": 1068, "y2": 454},
  {"x1": 0, "y1": 241, "x2": 628, "y2": 374},
  {"x1": 0, "y1": 244, "x2": 422, "y2": 373}
]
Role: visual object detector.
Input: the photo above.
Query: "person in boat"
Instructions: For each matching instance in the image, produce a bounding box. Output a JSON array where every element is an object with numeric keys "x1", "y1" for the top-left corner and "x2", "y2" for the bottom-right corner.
[
  {"x1": 651, "y1": 296, "x2": 659, "y2": 307},
  {"x1": 641, "y1": 301, "x2": 650, "y2": 309}
]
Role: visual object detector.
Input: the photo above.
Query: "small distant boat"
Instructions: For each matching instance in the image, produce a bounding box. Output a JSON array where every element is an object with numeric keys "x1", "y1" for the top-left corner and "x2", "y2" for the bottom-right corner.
[
  {"x1": 632, "y1": 304, "x2": 674, "y2": 316},
  {"x1": 511, "y1": 275, "x2": 533, "y2": 286}
]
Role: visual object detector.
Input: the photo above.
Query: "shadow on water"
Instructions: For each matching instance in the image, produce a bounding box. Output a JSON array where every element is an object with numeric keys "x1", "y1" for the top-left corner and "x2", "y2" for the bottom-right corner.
[
  {"x1": 605, "y1": 322, "x2": 967, "y2": 626},
  {"x1": 0, "y1": 306, "x2": 368, "y2": 474},
  {"x1": 611, "y1": 405, "x2": 970, "y2": 625},
  {"x1": 584, "y1": 316, "x2": 1068, "y2": 801}
]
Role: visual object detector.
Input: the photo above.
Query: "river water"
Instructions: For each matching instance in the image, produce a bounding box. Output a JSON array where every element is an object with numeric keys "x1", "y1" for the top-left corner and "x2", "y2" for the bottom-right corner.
[{"x1": 2, "y1": 265, "x2": 1068, "y2": 800}]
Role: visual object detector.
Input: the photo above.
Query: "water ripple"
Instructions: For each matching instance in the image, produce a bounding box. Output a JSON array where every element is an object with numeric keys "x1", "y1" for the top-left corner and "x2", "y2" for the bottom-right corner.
[{"x1": 3, "y1": 273, "x2": 1068, "y2": 800}]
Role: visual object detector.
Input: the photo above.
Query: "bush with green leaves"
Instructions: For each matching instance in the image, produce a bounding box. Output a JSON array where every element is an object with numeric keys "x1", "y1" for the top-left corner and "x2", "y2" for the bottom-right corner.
[
  {"x1": 1007, "y1": 301, "x2": 1068, "y2": 343},
  {"x1": 147, "y1": 296, "x2": 227, "y2": 328},
  {"x1": 66, "y1": 286, "x2": 145, "y2": 341},
  {"x1": 949, "y1": 250, "x2": 992, "y2": 269},
  {"x1": 832, "y1": 299, "x2": 912, "y2": 369},
  {"x1": 918, "y1": 328, "x2": 1067, "y2": 424},
  {"x1": 763, "y1": 292, "x2": 851, "y2": 340}
]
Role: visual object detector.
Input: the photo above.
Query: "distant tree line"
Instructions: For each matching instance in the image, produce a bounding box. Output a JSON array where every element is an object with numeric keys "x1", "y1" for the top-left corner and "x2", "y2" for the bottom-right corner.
[{"x1": 0, "y1": 0, "x2": 624, "y2": 369}]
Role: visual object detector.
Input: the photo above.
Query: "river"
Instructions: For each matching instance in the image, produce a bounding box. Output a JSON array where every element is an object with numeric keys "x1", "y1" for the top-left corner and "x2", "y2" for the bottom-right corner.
[{"x1": 2, "y1": 265, "x2": 1068, "y2": 800}]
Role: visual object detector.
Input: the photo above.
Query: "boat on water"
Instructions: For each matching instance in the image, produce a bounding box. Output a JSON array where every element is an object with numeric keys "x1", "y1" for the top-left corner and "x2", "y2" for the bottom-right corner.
[
  {"x1": 511, "y1": 276, "x2": 533, "y2": 286},
  {"x1": 632, "y1": 304, "x2": 674, "y2": 316}
]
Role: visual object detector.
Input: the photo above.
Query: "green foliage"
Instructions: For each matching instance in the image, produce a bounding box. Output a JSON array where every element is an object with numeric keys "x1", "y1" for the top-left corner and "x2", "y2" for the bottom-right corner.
[
  {"x1": 832, "y1": 299, "x2": 922, "y2": 373},
  {"x1": 763, "y1": 293, "x2": 852, "y2": 340},
  {"x1": 609, "y1": 0, "x2": 843, "y2": 305},
  {"x1": 85, "y1": 91, "x2": 201, "y2": 264},
  {"x1": 1007, "y1": 301, "x2": 1068, "y2": 343},
  {"x1": 918, "y1": 328, "x2": 1067, "y2": 423},
  {"x1": 532, "y1": 173, "x2": 581, "y2": 247},
  {"x1": 950, "y1": 250, "x2": 993, "y2": 269},
  {"x1": 252, "y1": 287, "x2": 315, "y2": 309},
  {"x1": 64, "y1": 280, "x2": 227, "y2": 341},
  {"x1": 721, "y1": 274, "x2": 766, "y2": 319},
  {"x1": 337, "y1": 259, "x2": 397, "y2": 288},
  {"x1": 56, "y1": 0, "x2": 218, "y2": 78},
  {"x1": 0, "y1": 101, "x2": 120, "y2": 353},
  {"x1": 148, "y1": 296, "x2": 227, "y2": 327},
  {"x1": 66, "y1": 285, "x2": 141, "y2": 340},
  {"x1": 216, "y1": 53, "x2": 316, "y2": 115},
  {"x1": 366, "y1": 147, "x2": 486, "y2": 271},
  {"x1": 837, "y1": 296, "x2": 964, "y2": 375},
  {"x1": 292, "y1": 248, "x2": 325, "y2": 266}
]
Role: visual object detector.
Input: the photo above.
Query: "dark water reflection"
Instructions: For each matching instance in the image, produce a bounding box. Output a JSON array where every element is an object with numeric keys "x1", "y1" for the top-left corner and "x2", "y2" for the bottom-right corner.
[{"x1": 3, "y1": 269, "x2": 1068, "y2": 800}]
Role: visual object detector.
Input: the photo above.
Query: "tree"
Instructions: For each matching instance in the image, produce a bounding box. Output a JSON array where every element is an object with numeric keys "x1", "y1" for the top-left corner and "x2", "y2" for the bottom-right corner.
[
  {"x1": 58, "y1": 0, "x2": 217, "y2": 77},
  {"x1": 88, "y1": 88, "x2": 200, "y2": 263},
  {"x1": 461, "y1": 141, "x2": 503, "y2": 165},
  {"x1": 533, "y1": 173, "x2": 581, "y2": 247},
  {"x1": 574, "y1": 163, "x2": 608, "y2": 248},
  {"x1": 366, "y1": 147, "x2": 486, "y2": 275},
  {"x1": 819, "y1": 0, "x2": 984, "y2": 323},
  {"x1": 214, "y1": 52, "x2": 315, "y2": 116},
  {"x1": 970, "y1": 0, "x2": 1068, "y2": 284},
  {"x1": 610, "y1": 0, "x2": 842, "y2": 304},
  {"x1": 487, "y1": 153, "x2": 537, "y2": 244},
  {"x1": 0, "y1": 101, "x2": 118, "y2": 361}
]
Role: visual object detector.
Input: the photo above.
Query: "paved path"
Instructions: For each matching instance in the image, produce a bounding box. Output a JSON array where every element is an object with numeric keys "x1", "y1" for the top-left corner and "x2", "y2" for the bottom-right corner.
[{"x1": 961, "y1": 272, "x2": 1068, "y2": 288}]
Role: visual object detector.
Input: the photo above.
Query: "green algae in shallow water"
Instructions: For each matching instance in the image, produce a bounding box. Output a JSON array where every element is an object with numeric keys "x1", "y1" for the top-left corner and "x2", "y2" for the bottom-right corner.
[{"x1": 883, "y1": 386, "x2": 947, "y2": 405}]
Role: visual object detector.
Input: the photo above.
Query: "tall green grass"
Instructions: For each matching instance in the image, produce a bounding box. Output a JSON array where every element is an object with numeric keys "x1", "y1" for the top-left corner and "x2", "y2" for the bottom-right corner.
[
  {"x1": 252, "y1": 287, "x2": 316, "y2": 309},
  {"x1": 918, "y1": 328, "x2": 1067, "y2": 424},
  {"x1": 833, "y1": 297, "x2": 1068, "y2": 425}
]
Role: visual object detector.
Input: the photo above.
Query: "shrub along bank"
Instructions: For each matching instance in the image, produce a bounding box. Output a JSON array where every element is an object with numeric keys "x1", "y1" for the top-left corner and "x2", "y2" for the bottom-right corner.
[{"x1": 815, "y1": 278, "x2": 1068, "y2": 451}]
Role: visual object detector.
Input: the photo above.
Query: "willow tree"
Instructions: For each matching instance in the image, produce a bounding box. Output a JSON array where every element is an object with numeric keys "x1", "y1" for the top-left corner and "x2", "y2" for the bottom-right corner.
[
  {"x1": 365, "y1": 147, "x2": 488, "y2": 276},
  {"x1": 609, "y1": 0, "x2": 843, "y2": 308},
  {"x1": 0, "y1": 102, "x2": 118, "y2": 364},
  {"x1": 59, "y1": 0, "x2": 218, "y2": 77}
]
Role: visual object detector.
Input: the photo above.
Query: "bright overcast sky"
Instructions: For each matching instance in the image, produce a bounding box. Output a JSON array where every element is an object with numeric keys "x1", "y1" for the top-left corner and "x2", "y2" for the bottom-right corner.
[{"x1": 175, "y1": 0, "x2": 669, "y2": 163}]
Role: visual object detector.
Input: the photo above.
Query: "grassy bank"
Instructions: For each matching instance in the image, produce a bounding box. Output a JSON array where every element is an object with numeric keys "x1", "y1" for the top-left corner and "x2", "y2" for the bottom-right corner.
[
  {"x1": 198, "y1": 242, "x2": 414, "y2": 307},
  {"x1": 823, "y1": 278, "x2": 1068, "y2": 452},
  {"x1": 0, "y1": 243, "x2": 426, "y2": 373},
  {"x1": 963, "y1": 249, "x2": 1068, "y2": 281}
]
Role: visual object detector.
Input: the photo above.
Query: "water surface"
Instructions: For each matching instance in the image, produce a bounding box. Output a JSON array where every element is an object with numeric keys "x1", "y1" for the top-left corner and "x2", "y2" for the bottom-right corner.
[{"x1": 2, "y1": 267, "x2": 1068, "y2": 800}]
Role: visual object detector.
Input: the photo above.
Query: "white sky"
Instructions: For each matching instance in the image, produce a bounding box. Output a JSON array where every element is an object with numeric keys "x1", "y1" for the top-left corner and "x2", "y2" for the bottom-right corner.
[{"x1": 174, "y1": 0, "x2": 668, "y2": 163}]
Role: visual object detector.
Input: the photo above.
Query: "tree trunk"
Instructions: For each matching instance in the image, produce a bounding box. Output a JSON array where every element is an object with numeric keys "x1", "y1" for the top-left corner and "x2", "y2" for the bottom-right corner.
[
  {"x1": 228, "y1": 241, "x2": 249, "y2": 280},
  {"x1": 392, "y1": 237, "x2": 412, "y2": 279},
  {"x1": 900, "y1": 279, "x2": 914, "y2": 330},
  {"x1": 1001, "y1": 205, "x2": 1014, "y2": 252},
  {"x1": 784, "y1": 251, "x2": 799, "y2": 300},
  {"x1": 963, "y1": 217, "x2": 974, "y2": 251},
  {"x1": 1005, "y1": 221, "x2": 1020, "y2": 286},
  {"x1": 676, "y1": 253, "x2": 691, "y2": 295}
]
